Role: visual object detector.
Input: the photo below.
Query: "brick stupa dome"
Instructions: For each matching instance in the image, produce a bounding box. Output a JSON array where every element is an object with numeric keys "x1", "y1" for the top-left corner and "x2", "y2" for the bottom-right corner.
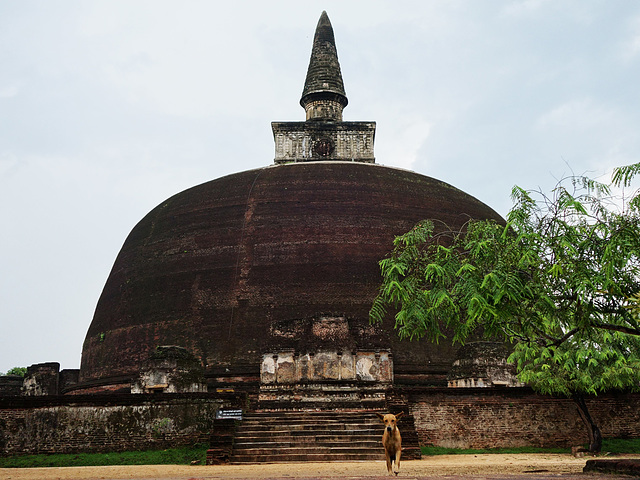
[
  {"x1": 78, "y1": 162, "x2": 502, "y2": 391},
  {"x1": 76, "y1": 12, "x2": 503, "y2": 394}
]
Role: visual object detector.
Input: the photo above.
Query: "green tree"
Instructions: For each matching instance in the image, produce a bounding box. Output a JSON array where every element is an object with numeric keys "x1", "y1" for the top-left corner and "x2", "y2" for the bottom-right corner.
[
  {"x1": 2, "y1": 367, "x2": 27, "y2": 377},
  {"x1": 370, "y1": 164, "x2": 640, "y2": 453}
]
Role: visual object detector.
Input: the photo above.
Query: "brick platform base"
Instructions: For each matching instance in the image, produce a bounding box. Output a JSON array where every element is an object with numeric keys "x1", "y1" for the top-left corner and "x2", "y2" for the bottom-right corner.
[{"x1": 584, "y1": 458, "x2": 640, "y2": 475}]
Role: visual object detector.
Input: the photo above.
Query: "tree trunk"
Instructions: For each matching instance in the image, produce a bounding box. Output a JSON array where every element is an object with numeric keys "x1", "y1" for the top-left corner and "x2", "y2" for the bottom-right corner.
[{"x1": 573, "y1": 394, "x2": 602, "y2": 453}]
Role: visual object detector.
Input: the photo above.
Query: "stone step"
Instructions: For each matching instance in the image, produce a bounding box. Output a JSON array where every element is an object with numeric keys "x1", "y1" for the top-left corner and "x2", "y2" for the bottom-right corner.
[
  {"x1": 230, "y1": 452, "x2": 384, "y2": 463},
  {"x1": 235, "y1": 431, "x2": 382, "y2": 443},
  {"x1": 238, "y1": 413, "x2": 381, "y2": 424},
  {"x1": 237, "y1": 415, "x2": 380, "y2": 423},
  {"x1": 239, "y1": 429, "x2": 377, "y2": 436},
  {"x1": 238, "y1": 417, "x2": 380, "y2": 424},
  {"x1": 258, "y1": 402, "x2": 387, "y2": 411},
  {"x1": 249, "y1": 412, "x2": 382, "y2": 419},
  {"x1": 234, "y1": 440, "x2": 381, "y2": 449},
  {"x1": 239, "y1": 410, "x2": 383, "y2": 418},
  {"x1": 237, "y1": 425, "x2": 380, "y2": 433},
  {"x1": 235, "y1": 432, "x2": 380, "y2": 442},
  {"x1": 237, "y1": 427, "x2": 378, "y2": 435},
  {"x1": 249, "y1": 410, "x2": 379, "y2": 416},
  {"x1": 239, "y1": 423, "x2": 379, "y2": 431},
  {"x1": 233, "y1": 445, "x2": 383, "y2": 455},
  {"x1": 236, "y1": 424, "x2": 380, "y2": 433}
]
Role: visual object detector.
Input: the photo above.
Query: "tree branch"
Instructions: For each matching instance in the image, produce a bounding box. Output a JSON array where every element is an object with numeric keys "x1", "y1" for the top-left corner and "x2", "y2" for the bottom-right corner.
[
  {"x1": 591, "y1": 322, "x2": 640, "y2": 337},
  {"x1": 544, "y1": 328, "x2": 579, "y2": 347}
]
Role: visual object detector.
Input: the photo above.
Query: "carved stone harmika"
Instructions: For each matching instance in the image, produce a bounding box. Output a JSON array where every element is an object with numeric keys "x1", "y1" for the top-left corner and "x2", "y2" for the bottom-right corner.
[{"x1": 272, "y1": 122, "x2": 375, "y2": 163}]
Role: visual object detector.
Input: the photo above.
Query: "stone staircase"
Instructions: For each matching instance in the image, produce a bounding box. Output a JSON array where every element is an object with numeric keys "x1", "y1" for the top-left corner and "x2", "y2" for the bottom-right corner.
[
  {"x1": 226, "y1": 408, "x2": 422, "y2": 463},
  {"x1": 229, "y1": 410, "x2": 385, "y2": 463}
]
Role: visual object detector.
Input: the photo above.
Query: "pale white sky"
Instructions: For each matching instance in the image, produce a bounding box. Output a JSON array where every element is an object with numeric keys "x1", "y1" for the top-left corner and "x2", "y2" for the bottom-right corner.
[{"x1": 1, "y1": 1, "x2": 639, "y2": 373}]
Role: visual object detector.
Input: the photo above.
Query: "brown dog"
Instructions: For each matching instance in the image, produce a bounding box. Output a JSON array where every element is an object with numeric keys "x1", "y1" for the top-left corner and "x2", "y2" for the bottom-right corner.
[{"x1": 376, "y1": 412, "x2": 403, "y2": 475}]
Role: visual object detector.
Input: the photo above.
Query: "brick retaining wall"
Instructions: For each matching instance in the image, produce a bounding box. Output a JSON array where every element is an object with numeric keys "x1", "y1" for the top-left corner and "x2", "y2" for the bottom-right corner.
[
  {"x1": 1, "y1": 388, "x2": 639, "y2": 456},
  {"x1": 405, "y1": 388, "x2": 640, "y2": 449},
  {"x1": 0, "y1": 393, "x2": 242, "y2": 456}
]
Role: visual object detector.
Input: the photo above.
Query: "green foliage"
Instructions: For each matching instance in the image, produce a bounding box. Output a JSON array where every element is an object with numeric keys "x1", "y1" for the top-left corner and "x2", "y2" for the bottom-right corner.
[
  {"x1": 613, "y1": 163, "x2": 640, "y2": 213},
  {"x1": 0, "y1": 445, "x2": 208, "y2": 468},
  {"x1": 1, "y1": 367, "x2": 27, "y2": 377},
  {"x1": 370, "y1": 164, "x2": 640, "y2": 398}
]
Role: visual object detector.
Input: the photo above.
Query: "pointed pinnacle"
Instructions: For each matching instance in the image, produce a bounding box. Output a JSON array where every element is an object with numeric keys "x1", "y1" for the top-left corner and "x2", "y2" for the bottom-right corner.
[{"x1": 300, "y1": 11, "x2": 348, "y2": 109}]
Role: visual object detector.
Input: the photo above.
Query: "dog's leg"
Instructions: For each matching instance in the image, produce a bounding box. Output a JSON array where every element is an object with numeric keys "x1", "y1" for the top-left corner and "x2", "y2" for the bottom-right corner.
[
  {"x1": 394, "y1": 447, "x2": 401, "y2": 475},
  {"x1": 385, "y1": 452, "x2": 392, "y2": 474},
  {"x1": 388, "y1": 451, "x2": 397, "y2": 476}
]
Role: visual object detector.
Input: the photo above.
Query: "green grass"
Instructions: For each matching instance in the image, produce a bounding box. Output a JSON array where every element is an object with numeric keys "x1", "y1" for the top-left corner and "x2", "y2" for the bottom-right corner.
[
  {"x1": 421, "y1": 445, "x2": 569, "y2": 455},
  {"x1": 601, "y1": 438, "x2": 640, "y2": 454},
  {"x1": 421, "y1": 438, "x2": 640, "y2": 456},
  {"x1": 0, "y1": 445, "x2": 209, "y2": 468}
]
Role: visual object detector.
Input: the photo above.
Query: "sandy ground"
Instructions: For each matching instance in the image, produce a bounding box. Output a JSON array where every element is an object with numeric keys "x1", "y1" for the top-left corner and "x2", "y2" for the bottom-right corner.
[{"x1": 2, "y1": 454, "x2": 640, "y2": 480}]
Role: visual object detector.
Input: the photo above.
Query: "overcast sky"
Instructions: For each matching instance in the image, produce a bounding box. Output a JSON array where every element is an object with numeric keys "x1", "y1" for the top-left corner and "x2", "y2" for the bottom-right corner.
[{"x1": 1, "y1": 1, "x2": 639, "y2": 374}]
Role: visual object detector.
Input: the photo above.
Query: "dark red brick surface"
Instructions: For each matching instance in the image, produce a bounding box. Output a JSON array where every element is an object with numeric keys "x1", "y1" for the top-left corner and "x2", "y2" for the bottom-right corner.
[{"x1": 79, "y1": 162, "x2": 503, "y2": 391}]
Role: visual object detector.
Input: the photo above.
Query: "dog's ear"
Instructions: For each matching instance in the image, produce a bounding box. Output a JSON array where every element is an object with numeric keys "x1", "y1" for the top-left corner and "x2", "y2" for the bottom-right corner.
[
  {"x1": 376, "y1": 412, "x2": 385, "y2": 421},
  {"x1": 395, "y1": 412, "x2": 404, "y2": 420}
]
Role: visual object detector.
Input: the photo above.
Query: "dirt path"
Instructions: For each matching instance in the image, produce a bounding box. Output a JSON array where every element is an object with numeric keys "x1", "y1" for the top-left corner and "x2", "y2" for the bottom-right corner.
[{"x1": 3, "y1": 454, "x2": 639, "y2": 480}]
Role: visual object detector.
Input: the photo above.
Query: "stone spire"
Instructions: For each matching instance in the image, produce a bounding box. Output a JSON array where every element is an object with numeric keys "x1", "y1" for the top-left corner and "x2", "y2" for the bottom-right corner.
[
  {"x1": 300, "y1": 11, "x2": 348, "y2": 121},
  {"x1": 271, "y1": 11, "x2": 375, "y2": 164}
]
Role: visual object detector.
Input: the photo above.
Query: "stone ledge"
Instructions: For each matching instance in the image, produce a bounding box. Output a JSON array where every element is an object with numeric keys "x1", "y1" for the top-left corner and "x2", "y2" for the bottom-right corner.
[{"x1": 583, "y1": 458, "x2": 640, "y2": 475}]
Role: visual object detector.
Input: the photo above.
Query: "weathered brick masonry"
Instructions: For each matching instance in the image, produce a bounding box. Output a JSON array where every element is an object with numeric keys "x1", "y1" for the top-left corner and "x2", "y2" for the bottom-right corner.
[
  {"x1": 2, "y1": 389, "x2": 639, "y2": 456},
  {"x1": 405, "y1": 387, "x2": 640, "y2": 449},
  {"x1": 0, "y1": 393, "x2": 241, "y2": 456}
]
